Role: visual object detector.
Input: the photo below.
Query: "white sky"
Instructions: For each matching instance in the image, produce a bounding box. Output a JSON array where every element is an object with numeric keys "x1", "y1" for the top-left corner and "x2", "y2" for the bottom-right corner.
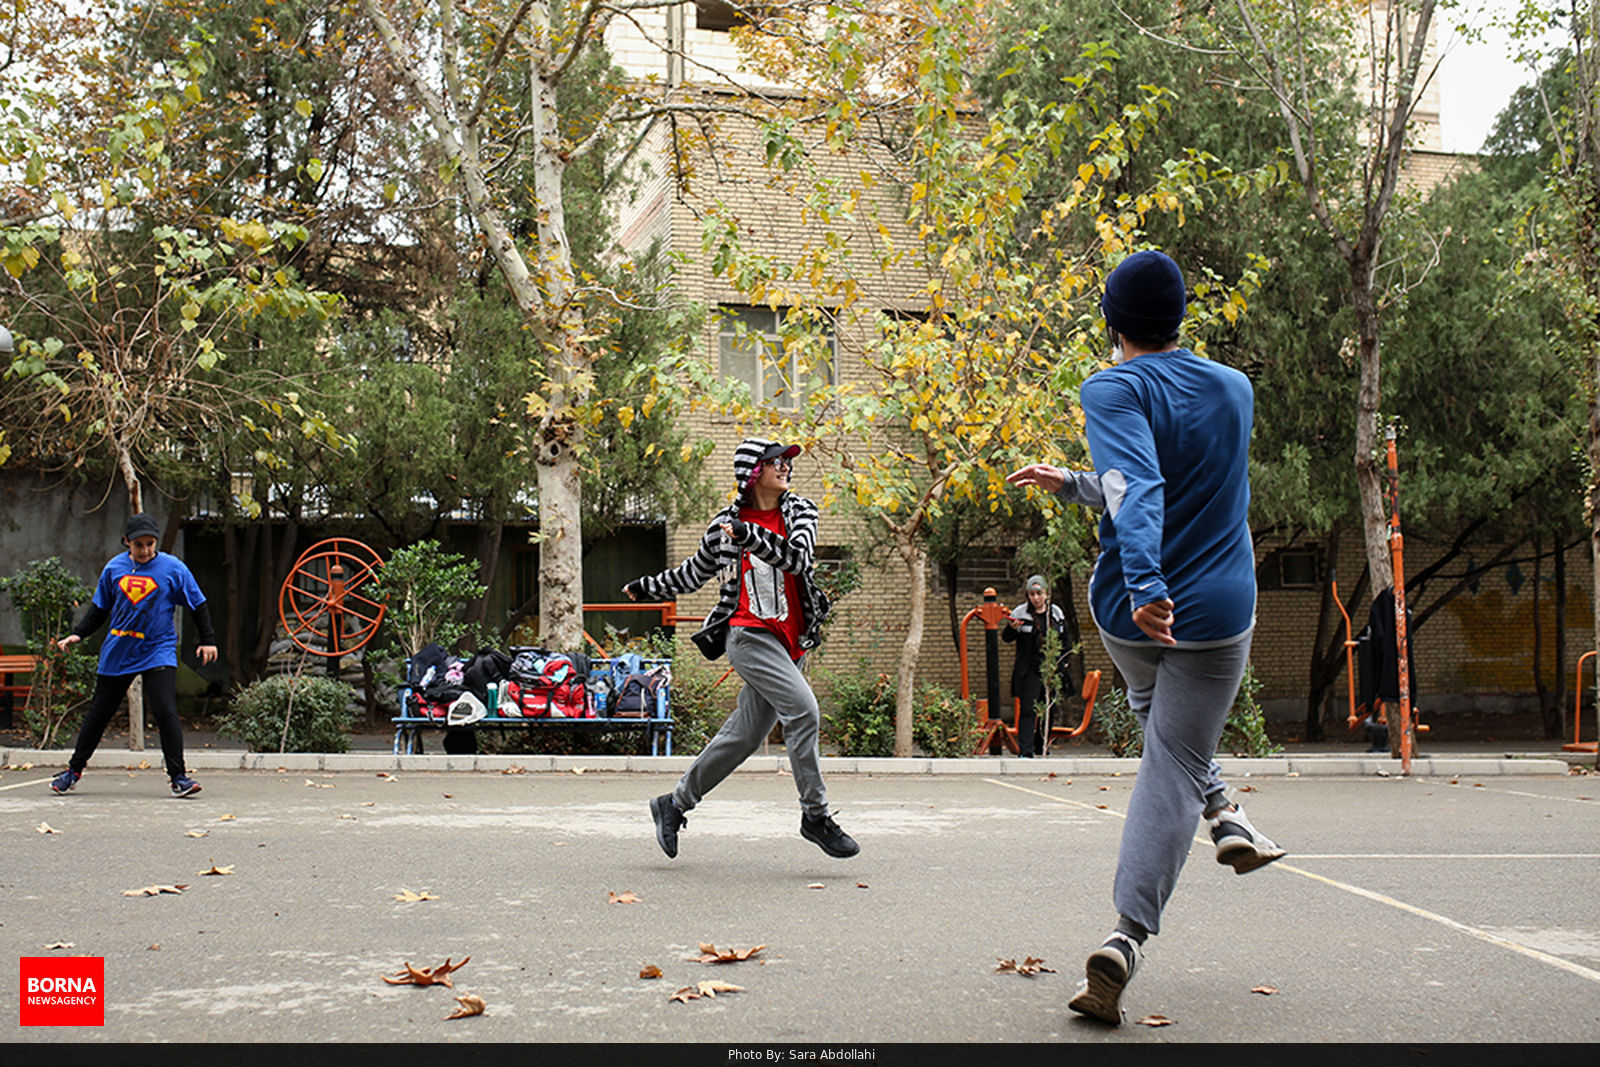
[{"x1": 1435, "y1": 0, "x2": 1563, "y2": 153}]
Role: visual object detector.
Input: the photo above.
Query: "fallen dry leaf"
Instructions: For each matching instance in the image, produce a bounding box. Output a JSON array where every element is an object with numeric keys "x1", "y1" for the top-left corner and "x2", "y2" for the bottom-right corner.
[
  {"x1": 995, "y1": 957, "x2": 1056, "y2": 976},
  {"x1": 376, "y1": 773, "x2": 398, "y2": 781},
  {"x1": 360, "y1": 801, "x2": 376, "y2": 807},
  {"x1": 856, "y1": 882, "x2": 869, "y2": 889},
  {"x1": 44, "y1": 941, "x2": 73, "y2": 950},
  {"x1": 382, "y1": 956, "x2": 470, "y2": 988},
  {"x1": 806, "y1": 883, "x2": 825, "y2": 890},
  {"x1": 393, "y1": 889, "x2": 439, "y2": 903},
  {"x1": 501, "y1": 765, "x2": 526, "y2": 775},
  {"x1": 608, "y1": 890, "x2": 643, "y2": 904},
  {"x1": 1250, "y1": 985, "x2": 1279, "y2": 996},
  {"x1": 198, "y1": 862, "x2": 234, "y2": 876},
  {"x1": 136, "y1": 760, "x2": 151, "y2": 770},
  {"x1": 339, "y1": 814, "x2": 356, "y2": 820},
  {"x1": 442, "y1": 793, "x2": 453, "y2": 799},
  {"x1": 1096, "y1": 804, "x2": 1109, "y2": 810},
  {"x1": 147, "y1": 943, "x2": 160, "y2": 951},
  {"x1": 185, "y1": 830, "x2": 209, "y2": 838},
  {"x1": 36, "y1": 822, "x2": 59, "y2": 834},
  {"x1": 670, "y1": 980, "x2": 745, "y2": 1003},
  {"x1": 123, "y1": 884, "x2": 189, "y2": 897},
  {"x1": 1237, "y1": 785, "x2": 1256, "y2": 793},
  {"x1": 1137, "y1": 1014, "x2": 1176, "y2": 1027},
  {"x1": 639, "y1": 964, "x2": 663, "y2": 979},
  {"x1": 692, "y1": 943, "x2": 766, "y2": 964},
  {"x1": 444, "y1": 994, "x2": 486, "y2": 1020},
  {"x1": 218, "y1": 813, "x2": 236, "y2": 821},
  {"x1": 304, "y1": 779, "x2": 334, "y2": 789}
]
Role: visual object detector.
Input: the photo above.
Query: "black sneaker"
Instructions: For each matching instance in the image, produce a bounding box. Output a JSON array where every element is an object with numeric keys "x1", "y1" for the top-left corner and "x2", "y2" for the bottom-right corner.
[
  {"x1": 170, "y1": 775, "x2": 202, "y2": 798},
  {"x1": 1208, "y1": 803, "x2": 1285, "y2": 874},
  {"x1": 800, "y1": 812, "x2": 859, "y2": 858},
  {"x1": 650, "y1": 793, "x2": 686, "y2": 858},
  {"x1": 1068, "y1": 933, "x2": 1142, "y2": 1025}
]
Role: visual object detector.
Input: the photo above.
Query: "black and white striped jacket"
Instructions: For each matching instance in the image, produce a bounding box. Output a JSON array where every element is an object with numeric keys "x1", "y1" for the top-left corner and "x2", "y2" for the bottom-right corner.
[{"x1": 627, "y1": 492, "x2": 831, "y2": 653}]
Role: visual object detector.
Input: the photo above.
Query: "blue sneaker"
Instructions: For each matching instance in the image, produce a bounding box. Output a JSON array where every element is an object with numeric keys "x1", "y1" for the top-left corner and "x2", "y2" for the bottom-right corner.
[
  {"x1": 50, "y1": 769, "x2": 80, "y2": 794},
  {"x1": 170, "y1": 775, "x2": 202, "y2": 798}
]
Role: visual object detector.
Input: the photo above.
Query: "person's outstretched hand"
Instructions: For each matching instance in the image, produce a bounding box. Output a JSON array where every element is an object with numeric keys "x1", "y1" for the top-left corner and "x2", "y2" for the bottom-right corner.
[{"x1": 1005, "y1": 464, "x2": 1065, "y2": 493}]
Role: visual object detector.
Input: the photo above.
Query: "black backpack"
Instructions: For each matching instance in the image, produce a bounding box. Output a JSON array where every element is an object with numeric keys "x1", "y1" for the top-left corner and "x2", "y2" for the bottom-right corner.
[{"x1": 615, "y1": 667, "x2": 666, "y2": 717}]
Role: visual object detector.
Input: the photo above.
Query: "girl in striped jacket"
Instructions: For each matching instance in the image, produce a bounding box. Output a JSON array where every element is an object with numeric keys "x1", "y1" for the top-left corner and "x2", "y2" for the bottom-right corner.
[{"x1": 625, "y1": 437, "x2": 856, "y2": 861}]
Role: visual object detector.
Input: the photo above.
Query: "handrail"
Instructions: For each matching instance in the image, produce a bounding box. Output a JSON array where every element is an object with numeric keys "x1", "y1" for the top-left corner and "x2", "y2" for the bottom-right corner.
[
  {"x1": 580, "y1": 600, "x2": 702, "y2": 658},
  {"x1": 1330, "y1": 577, "x2": 1361, "y2": 729},
  {"x1": 1567, "y1": 651, "x2": 1599, "y2": 753}
]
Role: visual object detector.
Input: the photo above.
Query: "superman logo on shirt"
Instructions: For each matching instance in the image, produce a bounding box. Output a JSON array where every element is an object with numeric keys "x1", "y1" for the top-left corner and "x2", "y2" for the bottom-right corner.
[{"x1": 118, "y1": 574, "x2": 158, "y2": 606}]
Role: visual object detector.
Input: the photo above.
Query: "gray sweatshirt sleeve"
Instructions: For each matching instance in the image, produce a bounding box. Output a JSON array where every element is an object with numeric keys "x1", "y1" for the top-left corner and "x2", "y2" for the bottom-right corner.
[{"x1": 1051, "y1": 468, "x2": 1105, "y2": 510}]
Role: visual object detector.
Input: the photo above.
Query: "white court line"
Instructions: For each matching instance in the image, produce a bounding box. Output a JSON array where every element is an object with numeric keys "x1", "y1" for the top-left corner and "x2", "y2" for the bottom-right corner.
[
  {"x1": 1293, "y1": 853, "x2": 1600, "y2": 860},
  {"x1": 0, "y1": 777, "x2": 54, "y2": 793},
  {"x1": 986, "y1": 777, "x2": 1600, "y2": 987}
]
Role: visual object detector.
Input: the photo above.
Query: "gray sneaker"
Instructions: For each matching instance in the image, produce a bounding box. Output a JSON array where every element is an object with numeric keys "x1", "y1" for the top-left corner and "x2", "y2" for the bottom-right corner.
[
  {"x1": 1068, "y1": 933, "x2": 1143, "y2": 1025},
  {"x1": 650, "y1": 793, "x2": 686, "y2": 858},
  {"x1": 1208, "y1": 804, "x2": 1286, "y2": 874}
]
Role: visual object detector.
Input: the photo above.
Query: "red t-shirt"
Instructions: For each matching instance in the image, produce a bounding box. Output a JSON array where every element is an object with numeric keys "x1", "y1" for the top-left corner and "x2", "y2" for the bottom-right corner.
[{"x1": 729, "y1": 506, "x2": 804, "y2": 660}]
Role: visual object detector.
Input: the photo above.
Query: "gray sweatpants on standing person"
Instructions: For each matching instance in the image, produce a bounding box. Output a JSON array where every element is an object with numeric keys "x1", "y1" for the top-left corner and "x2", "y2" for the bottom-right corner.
[
  {"x1": 673, "y1": 626, "x2": 828, "y2": 817},
  {"x1": 1104, "y1": 631, "x2": 1252, "y2": 935}
]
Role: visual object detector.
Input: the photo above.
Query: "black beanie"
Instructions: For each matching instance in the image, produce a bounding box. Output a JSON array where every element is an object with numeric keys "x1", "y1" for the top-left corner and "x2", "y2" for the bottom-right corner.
[
  {"x1": 1100, "y1": 250, "x2": 1186, "y2": 341},
  {"x1": 124, "y1": 514, "x2": 161, "y2": 542}
]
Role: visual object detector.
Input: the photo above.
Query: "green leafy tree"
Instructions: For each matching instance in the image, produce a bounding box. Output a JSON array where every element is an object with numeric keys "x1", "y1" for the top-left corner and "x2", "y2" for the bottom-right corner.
[
  {"x1": 692, "y1": 0, "x2": 1267, "y2": 754},
  {"x1": 370, "y1": 539, "x2": 488, "y2": 659}
]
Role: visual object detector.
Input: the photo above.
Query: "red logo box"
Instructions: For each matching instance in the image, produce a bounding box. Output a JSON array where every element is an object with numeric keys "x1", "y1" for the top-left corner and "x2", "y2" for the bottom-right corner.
[{"x1": 19, "y1": 956, "x2": 104, "y2": 1026}]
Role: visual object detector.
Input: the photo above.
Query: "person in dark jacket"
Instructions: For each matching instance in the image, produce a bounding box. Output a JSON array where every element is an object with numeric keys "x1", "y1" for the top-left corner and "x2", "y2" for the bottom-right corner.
[
  {"x1": 51, "y1": 514, "x2": 217, "y2": 798},
  {"x1": 625, "y1": 437, "x2": 856, "y2": 861},
  {"x1": 1002, "y1": 574, "x2": 1066, "y2": 757}
]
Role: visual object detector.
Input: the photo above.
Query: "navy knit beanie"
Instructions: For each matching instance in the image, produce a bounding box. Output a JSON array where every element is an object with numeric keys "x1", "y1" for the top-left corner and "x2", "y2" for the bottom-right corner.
[{"x1": 1100, "y1": 250, "x2": 1187, "y2": 342}]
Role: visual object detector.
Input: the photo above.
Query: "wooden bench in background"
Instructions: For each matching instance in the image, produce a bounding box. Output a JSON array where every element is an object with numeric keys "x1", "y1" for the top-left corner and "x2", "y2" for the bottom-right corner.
[{"x1": 0, "y1": 653, "x2": 41, "y2": 730}]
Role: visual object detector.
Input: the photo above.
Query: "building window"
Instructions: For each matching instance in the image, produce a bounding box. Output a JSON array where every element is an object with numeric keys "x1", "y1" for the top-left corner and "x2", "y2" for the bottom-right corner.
[
  {"x1": 1257, "y1": 547, "x2": 1321, "y2": 590},
  {"x1": 717, "y1": 305, "x2": 835, "y2": 411},
  {"x1": 695, "y1": 0, "x2": 753, "y2": 31}
]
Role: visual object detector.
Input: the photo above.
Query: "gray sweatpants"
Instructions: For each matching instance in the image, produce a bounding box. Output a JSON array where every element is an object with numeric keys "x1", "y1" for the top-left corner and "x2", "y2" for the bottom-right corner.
[
  {"x1": 1102, "y1": 630, "x2": 1252, "y2": 935},
  {"x1": 672, "y1": 626, "x2": 828, "y2": 817}
]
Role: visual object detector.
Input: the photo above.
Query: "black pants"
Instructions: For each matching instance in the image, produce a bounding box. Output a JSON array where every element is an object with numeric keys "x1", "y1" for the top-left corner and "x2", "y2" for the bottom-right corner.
[
  {"x1": 70, "y1": 667, "x2": 186, "y2": 779},
  {"x1": 1014, "y1": 671, "x2": 1045, "y2": 756}
]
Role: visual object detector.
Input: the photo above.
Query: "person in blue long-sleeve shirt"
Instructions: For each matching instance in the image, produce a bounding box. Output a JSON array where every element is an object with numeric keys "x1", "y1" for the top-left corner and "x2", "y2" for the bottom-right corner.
[{"x1": 1008, "y1": 250, "x2": 1284, "y2": 1025}]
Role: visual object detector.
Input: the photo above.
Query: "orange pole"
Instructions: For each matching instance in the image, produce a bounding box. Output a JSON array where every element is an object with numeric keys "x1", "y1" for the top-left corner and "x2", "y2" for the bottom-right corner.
[
  {"x1": 1331, "y1": 576, "x2": 1359, "y2": 729},
  {"x1": 1567, "y1": 651, "x2": 1599, "y2": 753},
  {"x1": 1386, "y1": 425, "x2": 1414, "y2": 773}
]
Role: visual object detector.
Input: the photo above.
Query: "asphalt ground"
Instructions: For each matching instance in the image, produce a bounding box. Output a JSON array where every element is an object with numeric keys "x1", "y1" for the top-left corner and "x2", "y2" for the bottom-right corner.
[{"x1": 1, "y1": 763, "x2": 1596, "y2": 1051}]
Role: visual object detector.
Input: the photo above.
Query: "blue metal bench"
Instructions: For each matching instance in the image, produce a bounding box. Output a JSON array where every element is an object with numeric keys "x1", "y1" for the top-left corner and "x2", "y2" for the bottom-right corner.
[{"x1": 391, "y1": 656, "x2": 673, "y2": 756}]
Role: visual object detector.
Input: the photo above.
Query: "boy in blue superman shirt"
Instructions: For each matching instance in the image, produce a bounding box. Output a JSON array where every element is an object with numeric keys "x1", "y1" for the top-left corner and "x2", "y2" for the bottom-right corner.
[{"x1": 51, "y1": 514, "x2": 218, "y2": 798}]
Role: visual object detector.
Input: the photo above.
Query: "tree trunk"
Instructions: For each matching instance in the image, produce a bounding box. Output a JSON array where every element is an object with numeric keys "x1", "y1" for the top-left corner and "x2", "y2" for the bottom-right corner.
[
  {"x1": 892, "y1": 536, "x2": 927, "y2": 758},
  {"x1": 463, "y1": 520, "x2": 504, "y2": 629},
  {"x1": 1351, "y1": 266, "x2": 1392, "y2": 594},
  {"x1": 1552, "y1": 539, "x2": 1569, "y2": 740},
  {"x1": 537, "y1": 454, "x2": 585, "y2": 652},
  {"x1": 1533, "y1": 532, "x2": 1550, "y2": 729}
]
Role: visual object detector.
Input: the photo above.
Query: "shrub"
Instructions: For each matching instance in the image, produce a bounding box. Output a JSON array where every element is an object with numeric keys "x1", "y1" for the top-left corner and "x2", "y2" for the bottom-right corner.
[
  {"x1": 1092, "y1": 683, "x2": 1142, "y2": 757},
  {"x1": 912, "y1": 684, "x2": 982, "y2": 757},
  {"x1": 1, "y1": 557, "x2": 96, "y2": 747},
  {"x1": 1219, "y1": 665, "x2": 1281, "y2": 757},
  {"x1": 1091, "y1": 663, "x2": 1282, "y2": 759},
  {"x1": 219, "y1": 674, "x2": 359, "y2": 752},
  {"x1": 819, "y1": 665, "x2": 895, "y2": 757}
]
